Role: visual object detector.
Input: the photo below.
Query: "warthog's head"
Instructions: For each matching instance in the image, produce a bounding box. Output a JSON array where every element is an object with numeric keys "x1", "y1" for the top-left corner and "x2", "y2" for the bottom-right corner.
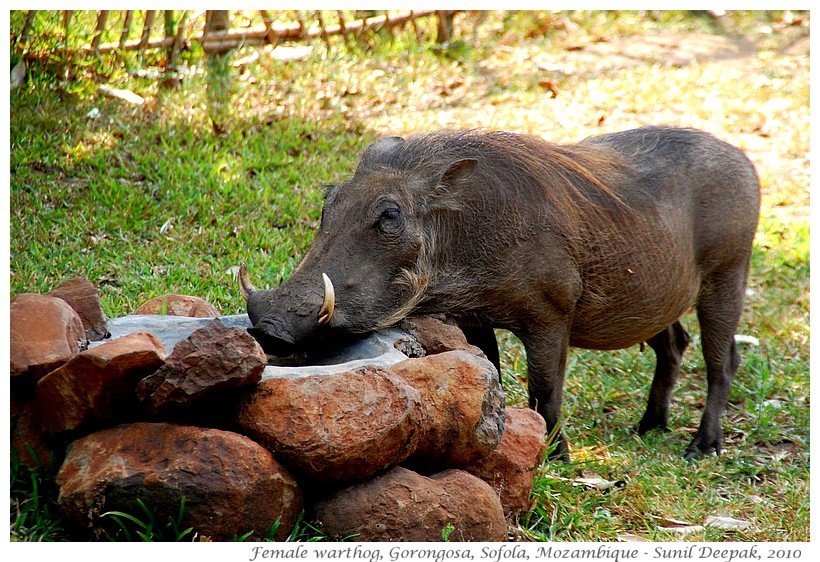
[{"x1": 241, "y1": 135, "x2": 478, "y2": 356}]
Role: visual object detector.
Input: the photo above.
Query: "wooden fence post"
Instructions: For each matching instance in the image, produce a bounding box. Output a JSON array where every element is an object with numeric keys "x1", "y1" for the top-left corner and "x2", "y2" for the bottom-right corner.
[
  {"x1": 91, "y1": 11, "x2": 109, "y2": 53},
  {"x1": 436, "y1": 10, "x2": 454, "y2": 43},
  {"x1": 168, "y1": 10, "x2": 189, "y2": 71},
  {"x1": 63, "y1": 11, "x2": 73, "y2": 46},
  {"x1": 316, "y1": 11, "x2": 331, "y2": 48},
  {"x1": 204, "y1": 10, "x2": 233, "y2": 133},
  {"x1": 139, "y1": 11, "x2": 156, "y2": 55},
  {"x1": 119, "y1": 11, "x2": 133, "y2": 48},
  {"x1": 18, "y1": 10, "x2": 37, "y2": 50},
  {"x1": 205, "y1": 10, "x2": 232, "y2": 53},
  {"x1": 259, "y1": 10, "x2": 276, "y2": 45}
]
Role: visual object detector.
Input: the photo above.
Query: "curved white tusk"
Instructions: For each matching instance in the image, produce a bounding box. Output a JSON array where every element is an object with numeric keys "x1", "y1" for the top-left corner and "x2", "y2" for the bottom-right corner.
[
  {"x1": 238, "y1": 263, "x2": 257, "y2": 302},
  {"x1": 317, "y1": 273, "x2": 335, "y2": 326}
]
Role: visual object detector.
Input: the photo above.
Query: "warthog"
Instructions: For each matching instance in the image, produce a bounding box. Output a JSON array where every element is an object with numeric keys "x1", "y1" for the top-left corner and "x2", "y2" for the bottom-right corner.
[{"x1": 241, "y1": 126, "x2": 760, "y2": 461}]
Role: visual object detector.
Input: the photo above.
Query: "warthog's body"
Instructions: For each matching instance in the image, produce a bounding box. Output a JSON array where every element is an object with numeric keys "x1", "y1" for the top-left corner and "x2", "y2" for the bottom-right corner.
[{"x1": 243, "y1": 126, "x2": 760, "y2": 460}]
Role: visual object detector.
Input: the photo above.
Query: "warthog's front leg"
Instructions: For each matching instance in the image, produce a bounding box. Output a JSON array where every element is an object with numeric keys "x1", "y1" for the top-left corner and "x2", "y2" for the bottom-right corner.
[{"x1": 518, "y1": 320, "x2": 573, "y2": 463}]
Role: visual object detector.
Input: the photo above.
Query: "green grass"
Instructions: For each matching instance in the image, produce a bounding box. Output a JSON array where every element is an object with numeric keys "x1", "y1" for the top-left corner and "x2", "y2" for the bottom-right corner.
[
  {"x1": 9, "y1": 10, "x2": 809, "y2": 542},
  {"x1": 10, "y1": 444, "x2": 65, "y2": 541}
]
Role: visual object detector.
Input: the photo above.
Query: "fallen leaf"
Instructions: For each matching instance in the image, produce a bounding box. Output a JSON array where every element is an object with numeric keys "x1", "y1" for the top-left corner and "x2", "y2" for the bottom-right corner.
[
  {"x1": 658, "y1": 525, "x2": 705, "y2": 535},
  {"x1": 617, "y1": 533, "x2": 650, "y2": 542},
  {"x1": 98, "y1": 85, "x2": 144, "y2": 105},
  {"x1": 656, "y1": 516, "x2": 696, "y2": 527},
  {"x1": 734, "y1": 334, "x2": 760, "y2": 346},
  {"x1": 538, "y1": 79, "x2": 561, "y2": 97},
  {"x1": 705, "y1": 515, "x2": 753, "y2": 530},
  {"x1": 269, "y1": 45, "x2": 312, "y2": 62},
  {"x1": 653, "y1": 515, "x2": 705, "y2": 535},
  {"x1": 11, "y1": 59, "x2": 26, "y2": 89},
  {"x1": 233, "y1": 51, "x2": 259, "y2": 67},
  {"x1": 553, "y1": 476, "x2": 623, "y2": 490}
]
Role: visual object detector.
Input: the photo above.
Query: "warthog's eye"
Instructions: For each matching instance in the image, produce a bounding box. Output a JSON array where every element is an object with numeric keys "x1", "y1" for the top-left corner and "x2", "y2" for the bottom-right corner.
[
  {"x1": 376, "y1": 206, "x2": 402, "y2": 236},
  {"x1": 380, "y1": 208, "x2": 400, "y2": 221}
]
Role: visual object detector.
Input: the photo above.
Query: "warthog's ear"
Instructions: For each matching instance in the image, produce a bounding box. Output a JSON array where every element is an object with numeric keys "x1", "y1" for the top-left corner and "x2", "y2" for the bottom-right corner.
[{"x1": 423, "y1": 158, "x2": 478, "y2": 212}]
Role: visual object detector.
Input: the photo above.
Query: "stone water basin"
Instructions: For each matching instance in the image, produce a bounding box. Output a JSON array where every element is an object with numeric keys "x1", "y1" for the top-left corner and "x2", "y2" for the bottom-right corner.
[
  {"x1": 90, "y1": 311, "x2": 507, "y2": 492},
  {"x1": 98, "y1": 313, "x2": 415, "y2": 379}
]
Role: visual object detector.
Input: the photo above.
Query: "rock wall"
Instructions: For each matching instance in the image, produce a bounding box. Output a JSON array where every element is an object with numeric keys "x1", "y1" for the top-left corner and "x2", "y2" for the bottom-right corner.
[{"x1": 10, "y1": 277, "x2": 547, "y2": 541}]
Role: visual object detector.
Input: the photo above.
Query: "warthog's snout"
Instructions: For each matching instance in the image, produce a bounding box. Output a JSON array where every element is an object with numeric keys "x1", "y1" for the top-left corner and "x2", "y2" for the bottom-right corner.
[
  {"x1": 247, "y1": 315, "x2": 297, "y2": 357},
  {"x1": 239, "y1": 263, "x2": 336, "y2": 356}
]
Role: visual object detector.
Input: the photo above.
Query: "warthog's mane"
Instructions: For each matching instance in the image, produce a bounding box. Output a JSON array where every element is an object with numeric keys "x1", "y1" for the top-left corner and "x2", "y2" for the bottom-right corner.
[{"x1": 362, "y1": 128, "x2": 634, "y2": 230}]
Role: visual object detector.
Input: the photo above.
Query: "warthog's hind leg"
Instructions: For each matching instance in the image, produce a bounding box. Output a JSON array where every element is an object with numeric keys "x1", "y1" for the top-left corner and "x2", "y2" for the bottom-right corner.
[{"x1": 685, "y1": 268, "x2": 747, "y2": 459}]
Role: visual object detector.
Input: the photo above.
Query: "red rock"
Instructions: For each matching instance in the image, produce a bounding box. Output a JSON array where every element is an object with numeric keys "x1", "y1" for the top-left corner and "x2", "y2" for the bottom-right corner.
[
  {"x1": 238, "y1": 367, "x2": 423, "y2": 485},
  {"x1": 136, "y1": 319, "x2": 266, "y2": 415},
  {"x1": 315, "y1": 466, "x2": 507, "y2": 541},
  {"x1": 34, "y1": 332, "x2": 166, "y2": 438},
  {"x1": 391, "y1": 350, "x2": 506, "y2": 471},
  {"x1": 11, "y1": 402, "x2": 58, "y2": 472},
  {"x1": 135, "y1": 294, "x2": 221, "y2": 317},
  {"x1": 400, "y1": 315, "x2": 485, "y2": 358},
  {"x1": 56, "y1": 422, "x2": 303, "y2": 541},
  {"x1": 10, "y1": 293, "x2": 86, "y2": 383},
  {"x1": 465, "y1": 407, "x2": 547, "y2": 517},
  {"x1": 48, "y1": 276, "x2": 109, "y2": 341}
]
